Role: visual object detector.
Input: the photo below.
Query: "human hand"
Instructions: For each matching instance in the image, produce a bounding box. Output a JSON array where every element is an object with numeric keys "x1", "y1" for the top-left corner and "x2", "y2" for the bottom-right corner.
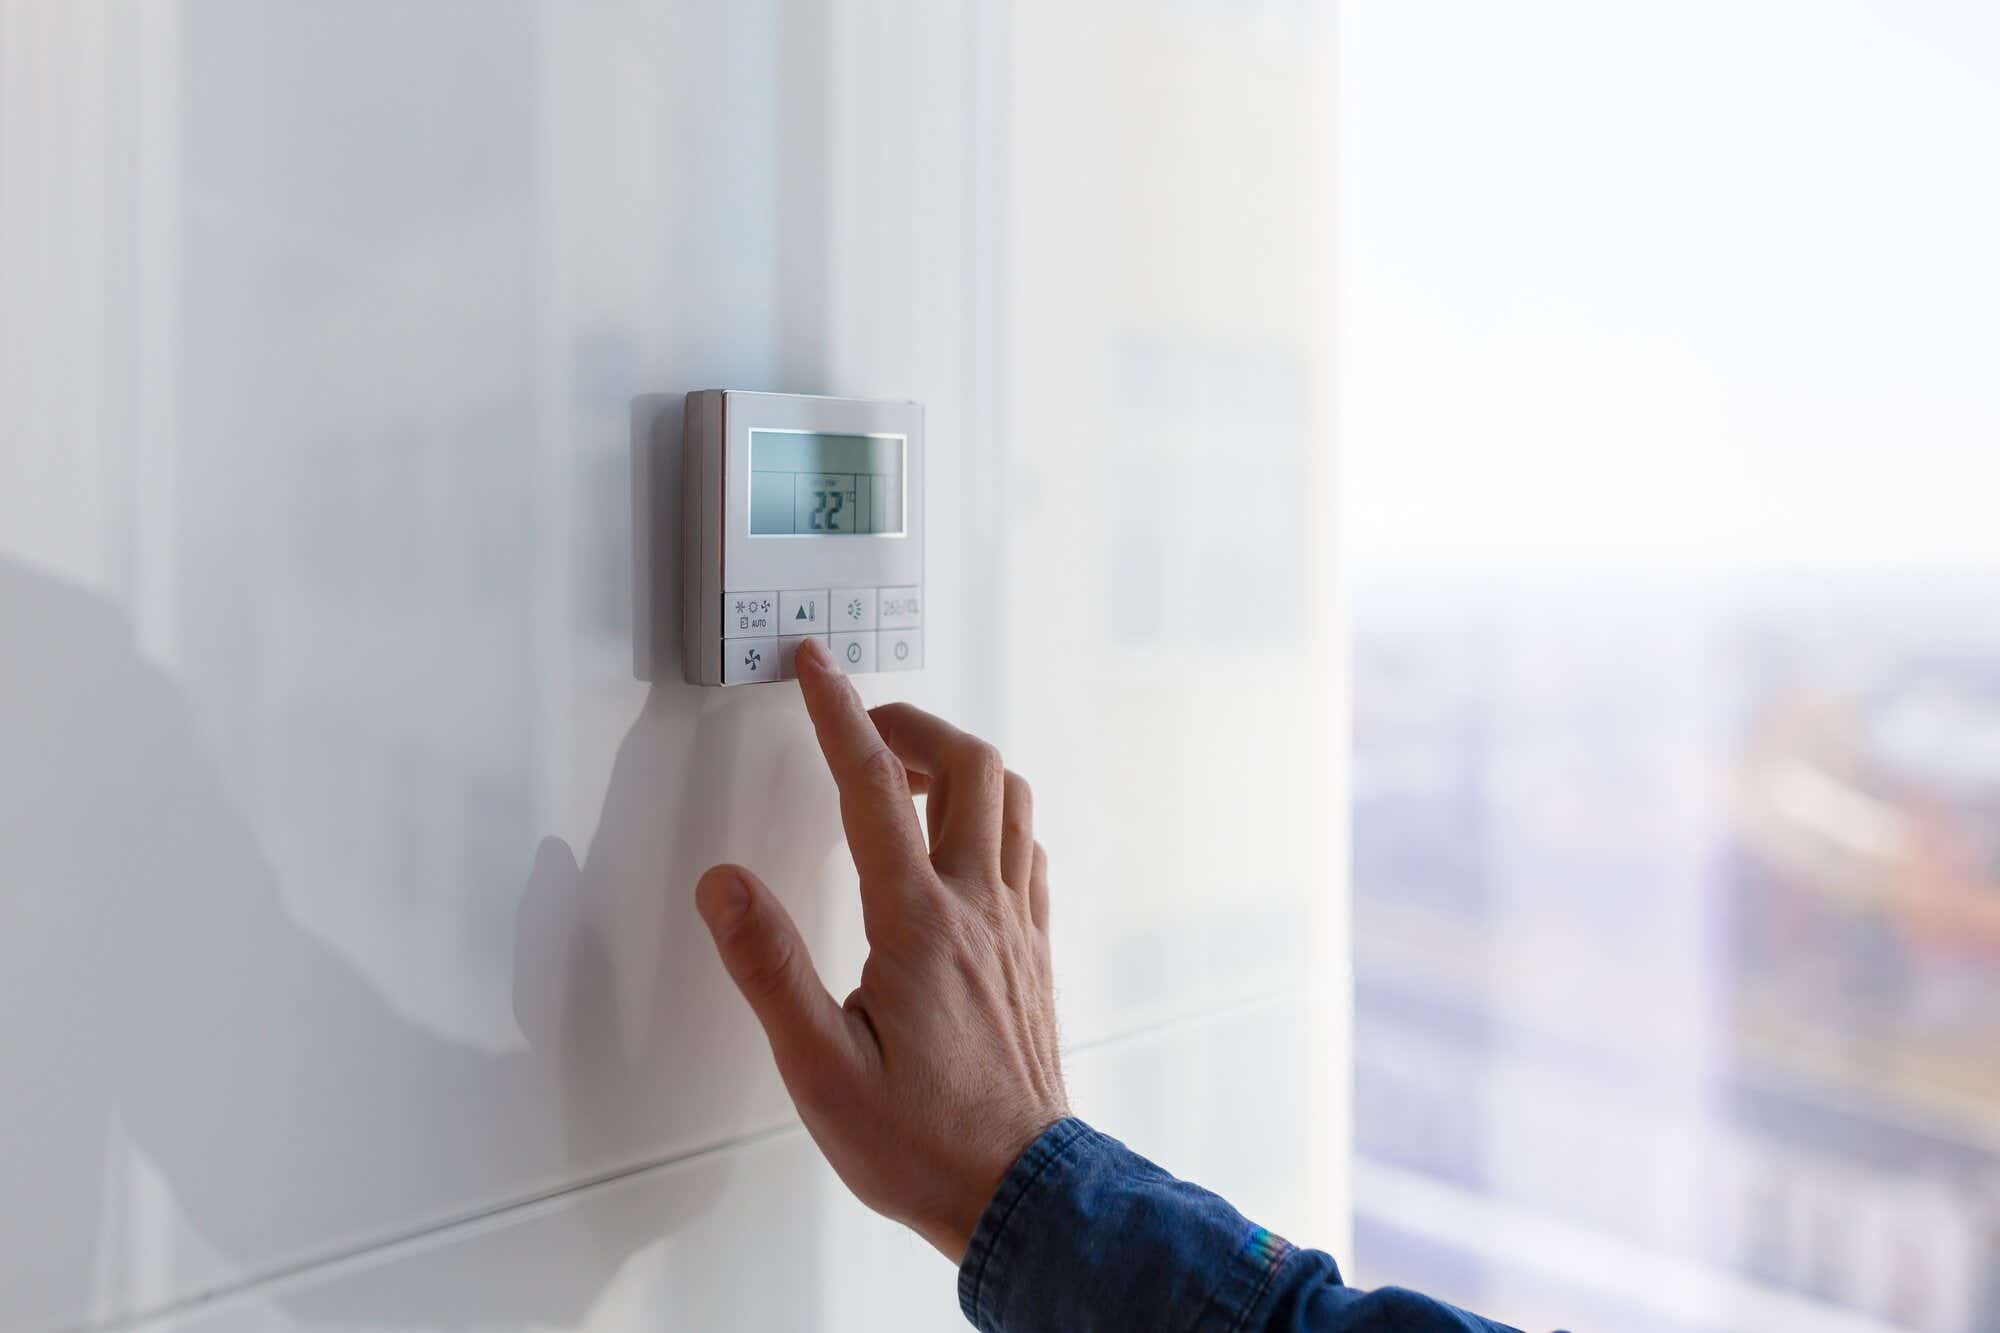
[{"x1": 694, "y1": 636, "x2": 1067, "y2": 1261}]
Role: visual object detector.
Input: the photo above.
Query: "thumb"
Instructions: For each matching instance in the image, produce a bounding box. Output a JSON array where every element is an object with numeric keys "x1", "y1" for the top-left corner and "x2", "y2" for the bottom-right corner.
[{"x1": 696, "y1": 864, "x2": 851, "y2": 1093}]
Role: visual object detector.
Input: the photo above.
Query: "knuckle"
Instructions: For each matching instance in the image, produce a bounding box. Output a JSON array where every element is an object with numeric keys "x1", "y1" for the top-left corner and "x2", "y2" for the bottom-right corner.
[
  {"x1": 933, "y1": 900, "x2": 988, "y2": 960},
  {"x1": 970, "y1": 885, "x2": 1013, "y2": 931},
  {"x1": 855, "y1": 745, "x2": 910, "y2": 798},
  {"x1": 959, "y1": 738, "x2": 1005, "y2": 787},
  {"x1": 886, "y1": 882, "x2": 951, "y2": 946}
]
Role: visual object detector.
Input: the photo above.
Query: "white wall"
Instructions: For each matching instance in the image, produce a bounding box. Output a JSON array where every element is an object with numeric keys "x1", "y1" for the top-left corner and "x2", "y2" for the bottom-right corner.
[{"x1": 0, "y1": 3, "x2": 1342, "y2": 1329}]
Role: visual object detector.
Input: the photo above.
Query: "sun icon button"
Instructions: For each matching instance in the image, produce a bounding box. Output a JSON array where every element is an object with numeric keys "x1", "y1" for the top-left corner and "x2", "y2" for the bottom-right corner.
[{"x1": 831, "y1": 588, "x2": 879, "y2": 631}]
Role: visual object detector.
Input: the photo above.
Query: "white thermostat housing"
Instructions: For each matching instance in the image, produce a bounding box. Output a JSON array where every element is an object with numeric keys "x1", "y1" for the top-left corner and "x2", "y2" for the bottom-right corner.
[{"x1": 682, "y1": 390, "x2": 925, "y2": 686}]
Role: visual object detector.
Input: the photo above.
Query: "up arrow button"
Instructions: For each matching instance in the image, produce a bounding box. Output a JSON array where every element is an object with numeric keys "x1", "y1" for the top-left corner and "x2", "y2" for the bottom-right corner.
[{"x1": 779, "y1": 589, "x2": 829, "y2": 633}]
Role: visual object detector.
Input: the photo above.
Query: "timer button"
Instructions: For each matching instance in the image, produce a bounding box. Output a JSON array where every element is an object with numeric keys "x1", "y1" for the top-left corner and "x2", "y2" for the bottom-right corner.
[
  {"x1": 780, "y1": 589, "x2": 830, "y2": 633},
  {"x1": 724, "y1": 591, "x2": 778, "y2": 639},
  {"x1": 831, "y1": 588, "x2": 878, "y2": 630},
  {"x1": 831, "y1": 631, "x2": 877, "y2": 673},
  {"x1": 878, "y1": 586, "x2": 922, "y2": 630},
  {"x1": 878, "y1": 628, "x2": 923, "y2": 672},
  {"x1": 723, "y1": 636, "x2": 781, "y2": 685}
]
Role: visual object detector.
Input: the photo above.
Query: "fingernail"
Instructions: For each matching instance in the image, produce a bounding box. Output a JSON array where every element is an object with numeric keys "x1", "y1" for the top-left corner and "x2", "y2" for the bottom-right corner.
[
  {"x1": 695, "y1": 868, "x2": 750, "y2": 932},
  {"x1": 796, "y1": 635, "x2": 830, "y2": 673}
]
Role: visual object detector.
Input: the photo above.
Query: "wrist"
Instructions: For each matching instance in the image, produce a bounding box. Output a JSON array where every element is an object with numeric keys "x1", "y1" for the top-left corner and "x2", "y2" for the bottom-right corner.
[{"x1": 922, "y1": 1111, "x2": 1068, "y2": 1263}]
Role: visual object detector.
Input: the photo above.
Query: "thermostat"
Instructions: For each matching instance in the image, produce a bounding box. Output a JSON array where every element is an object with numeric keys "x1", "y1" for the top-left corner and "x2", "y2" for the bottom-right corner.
[{"x1": 682, "y1": 390, "x2": 925, "y2": 686}]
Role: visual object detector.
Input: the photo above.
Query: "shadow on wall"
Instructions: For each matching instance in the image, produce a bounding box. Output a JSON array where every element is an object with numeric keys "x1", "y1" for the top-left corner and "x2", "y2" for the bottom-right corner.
[
  {"x1": 0, "y1": 554, "x2": 848, "y2": 1329},
  {"x1": 2, "y1": 0, "x2": 866, "y2": 1323}
]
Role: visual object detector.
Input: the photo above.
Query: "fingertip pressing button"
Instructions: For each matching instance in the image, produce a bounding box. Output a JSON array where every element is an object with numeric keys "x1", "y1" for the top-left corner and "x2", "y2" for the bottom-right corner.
[{"x1": 779, "y1": 634, "x2": 831, "y2": 680}]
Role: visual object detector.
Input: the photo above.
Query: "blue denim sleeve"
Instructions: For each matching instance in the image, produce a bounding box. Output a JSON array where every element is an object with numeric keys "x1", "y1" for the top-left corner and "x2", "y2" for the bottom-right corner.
[{"x1": 957, "y1": 1118, "x2": 1528, "y2": 1333}]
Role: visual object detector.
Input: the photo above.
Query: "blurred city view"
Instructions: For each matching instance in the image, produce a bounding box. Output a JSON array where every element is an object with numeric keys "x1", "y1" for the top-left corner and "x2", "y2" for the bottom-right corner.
[
  {"x1": 1342, "y1": 5, "x2": 2000, "y2": 1329},
  {"x1": 1349, "y1": 573, "x2": 2000, "y2": 1332}
]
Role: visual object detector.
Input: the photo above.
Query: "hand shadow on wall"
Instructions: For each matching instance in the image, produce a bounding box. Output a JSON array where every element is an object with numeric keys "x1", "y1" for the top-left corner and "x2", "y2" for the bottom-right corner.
[{"x1": 0, "y1": 556, "x2": 842, "y2": 1330}]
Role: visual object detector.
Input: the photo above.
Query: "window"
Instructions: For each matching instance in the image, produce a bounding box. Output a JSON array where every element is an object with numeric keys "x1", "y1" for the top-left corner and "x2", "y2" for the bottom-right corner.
[{"x1": 1345, "y1": 6, "x2": 2000, "y2": 1331}]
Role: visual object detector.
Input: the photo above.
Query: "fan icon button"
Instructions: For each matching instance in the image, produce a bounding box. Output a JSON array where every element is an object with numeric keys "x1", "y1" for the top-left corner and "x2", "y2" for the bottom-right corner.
[{"x1": 722, "y1": 635, "x2": 781, "y2": 685}]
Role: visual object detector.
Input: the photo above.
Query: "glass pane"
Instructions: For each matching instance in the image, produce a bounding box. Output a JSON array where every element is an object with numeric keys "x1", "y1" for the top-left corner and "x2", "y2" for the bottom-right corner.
[{"x1": 1345, "y1": 5, "x2": 2000, "y2": 1332}]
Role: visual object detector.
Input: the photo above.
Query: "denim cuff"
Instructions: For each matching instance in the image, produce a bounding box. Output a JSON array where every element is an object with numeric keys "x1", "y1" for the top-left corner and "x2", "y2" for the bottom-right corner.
[
  {"x1": 957, "y1": 1116, "x2": 1094, "y2": 1331},
  {"x1": 955, "y1": 1115, "x2": 1303, "y2": 1333},
  {"x1": 953, "y1": 1117, "x2": 1522, "y2": 1333}
]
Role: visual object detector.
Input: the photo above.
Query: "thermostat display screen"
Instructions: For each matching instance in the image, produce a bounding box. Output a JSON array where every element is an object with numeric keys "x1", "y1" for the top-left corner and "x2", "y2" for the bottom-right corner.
[{"x1": 749, "y1": 430, "x2": 905, "y2": 536}]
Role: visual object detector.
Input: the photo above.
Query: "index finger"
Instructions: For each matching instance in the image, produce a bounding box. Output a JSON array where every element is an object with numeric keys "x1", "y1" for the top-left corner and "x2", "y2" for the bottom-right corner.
[{"x1": 793, "y1": 638, "x2": 935, "y2": 911}]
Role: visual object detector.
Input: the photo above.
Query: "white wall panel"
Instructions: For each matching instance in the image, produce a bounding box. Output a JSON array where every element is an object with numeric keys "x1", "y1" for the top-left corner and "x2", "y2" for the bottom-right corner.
[
  {"x1": 120, "y1": 998, "x2": 1312, "y2": 1333},
  {"x1": 0, "y1": 2, "x2": 1340, "y2": 1330}
]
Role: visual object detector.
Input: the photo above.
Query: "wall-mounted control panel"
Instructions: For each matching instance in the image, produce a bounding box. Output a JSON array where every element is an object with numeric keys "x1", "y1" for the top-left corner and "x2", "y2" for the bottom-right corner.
[{"x1": 683, "y1": 391, "x2": 924, "y2": 686}]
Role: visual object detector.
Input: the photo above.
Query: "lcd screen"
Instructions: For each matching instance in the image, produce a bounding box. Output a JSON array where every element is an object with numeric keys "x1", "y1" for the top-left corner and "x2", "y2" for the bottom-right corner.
[{"x1": 749, "y1": 430, "x2": 905, "y2": 536}]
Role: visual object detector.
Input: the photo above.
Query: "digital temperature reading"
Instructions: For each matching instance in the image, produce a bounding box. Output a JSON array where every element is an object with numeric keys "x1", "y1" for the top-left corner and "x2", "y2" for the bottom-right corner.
[{"x1": 749, "y1": 430, "x2": 905, "y2": 536}]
